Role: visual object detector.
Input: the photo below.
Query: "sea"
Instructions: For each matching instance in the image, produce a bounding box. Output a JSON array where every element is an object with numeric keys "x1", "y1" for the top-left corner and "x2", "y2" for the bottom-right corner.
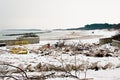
[{"x1": 0, "y1": 29, "x2": 77, "y2": 40}]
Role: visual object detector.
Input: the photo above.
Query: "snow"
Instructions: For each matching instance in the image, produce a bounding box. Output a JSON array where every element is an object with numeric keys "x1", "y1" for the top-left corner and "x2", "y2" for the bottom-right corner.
[{"x1": 0, "y1": 29, "x2": 120, "y2": 80}]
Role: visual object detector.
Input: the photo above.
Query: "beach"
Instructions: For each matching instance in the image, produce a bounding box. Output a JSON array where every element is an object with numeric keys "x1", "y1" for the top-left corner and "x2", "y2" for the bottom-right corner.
[{"x1": 0, "y1": 29, "x2": 120, "y2": 80}]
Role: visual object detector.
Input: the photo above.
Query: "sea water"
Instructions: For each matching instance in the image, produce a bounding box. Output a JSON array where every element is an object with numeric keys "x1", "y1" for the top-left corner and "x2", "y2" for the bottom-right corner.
[{"x1": 0, "y1": 29, "x2": 71, "y2": 40}]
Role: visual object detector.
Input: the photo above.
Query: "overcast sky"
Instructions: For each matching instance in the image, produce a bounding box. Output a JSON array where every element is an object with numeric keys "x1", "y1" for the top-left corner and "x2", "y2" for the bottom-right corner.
[{"x1": 0, "y1": 0, "x2": 120, "y2": 30}]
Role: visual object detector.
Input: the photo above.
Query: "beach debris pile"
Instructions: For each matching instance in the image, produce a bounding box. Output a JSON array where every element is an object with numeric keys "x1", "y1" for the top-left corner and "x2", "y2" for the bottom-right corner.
[
  {"x1": 2, "y1": 41, "x2": 119, "y2": 71},
  {"x1": 29, "y1": 41, "x2": 120, "y2": 57},
  {"x1": 0, "y1": 40, "x2": 120, "y2": 80}
]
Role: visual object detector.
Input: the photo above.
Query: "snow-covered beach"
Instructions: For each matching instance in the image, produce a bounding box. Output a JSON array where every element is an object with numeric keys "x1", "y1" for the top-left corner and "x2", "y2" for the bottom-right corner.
[{"x1": 0, "y1": 29, "x2": 120, "y2": 80}]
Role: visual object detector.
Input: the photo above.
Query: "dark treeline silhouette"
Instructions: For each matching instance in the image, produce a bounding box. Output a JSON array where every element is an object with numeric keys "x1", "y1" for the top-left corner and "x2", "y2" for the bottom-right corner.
[
  {"x1": 67, "y1": 23, "x2": 117, "y2": 30},
  {"x1": 112, "y1": 23, "x2": 120, "y2": 30}
]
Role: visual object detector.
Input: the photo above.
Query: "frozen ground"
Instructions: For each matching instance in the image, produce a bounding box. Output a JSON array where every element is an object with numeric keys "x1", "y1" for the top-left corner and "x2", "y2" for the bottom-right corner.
[{"x1": 0, "y1": 29, "x2": 119, "y2": 80}]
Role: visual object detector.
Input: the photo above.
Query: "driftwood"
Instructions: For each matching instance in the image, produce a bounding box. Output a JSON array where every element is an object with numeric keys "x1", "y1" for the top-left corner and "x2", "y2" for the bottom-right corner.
[{"x1": 0, "y1": 64, "x2": 28, "y2": 80}]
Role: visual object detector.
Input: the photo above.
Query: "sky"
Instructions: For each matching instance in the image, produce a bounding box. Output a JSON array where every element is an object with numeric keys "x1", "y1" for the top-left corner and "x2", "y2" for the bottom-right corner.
[{"x1": 0, "y1": 0, "x2": 120, "y2": 30}]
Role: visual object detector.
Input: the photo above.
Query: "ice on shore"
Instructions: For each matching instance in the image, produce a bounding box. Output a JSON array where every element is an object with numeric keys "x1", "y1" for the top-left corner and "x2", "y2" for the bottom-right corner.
[{"x1": 0, "y1": 29, "x2": 119, "y2": 80}]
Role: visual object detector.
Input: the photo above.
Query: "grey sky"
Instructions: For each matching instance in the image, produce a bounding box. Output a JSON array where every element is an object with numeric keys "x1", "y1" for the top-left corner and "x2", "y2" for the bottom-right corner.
[{"x1": 0, "y1": 0, "x2": 120, "y2": 30}]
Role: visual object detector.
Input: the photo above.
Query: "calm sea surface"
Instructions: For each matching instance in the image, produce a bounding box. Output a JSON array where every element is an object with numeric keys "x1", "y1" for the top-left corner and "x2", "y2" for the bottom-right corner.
[{"x1": 0, "y1": 30, "x2": 72, "y2": 40}]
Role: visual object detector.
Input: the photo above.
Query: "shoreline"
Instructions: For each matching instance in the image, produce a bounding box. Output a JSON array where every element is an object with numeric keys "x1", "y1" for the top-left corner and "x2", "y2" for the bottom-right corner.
[{"x1": 40, "y1": 35, "x2": 104, "y2": 41}]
